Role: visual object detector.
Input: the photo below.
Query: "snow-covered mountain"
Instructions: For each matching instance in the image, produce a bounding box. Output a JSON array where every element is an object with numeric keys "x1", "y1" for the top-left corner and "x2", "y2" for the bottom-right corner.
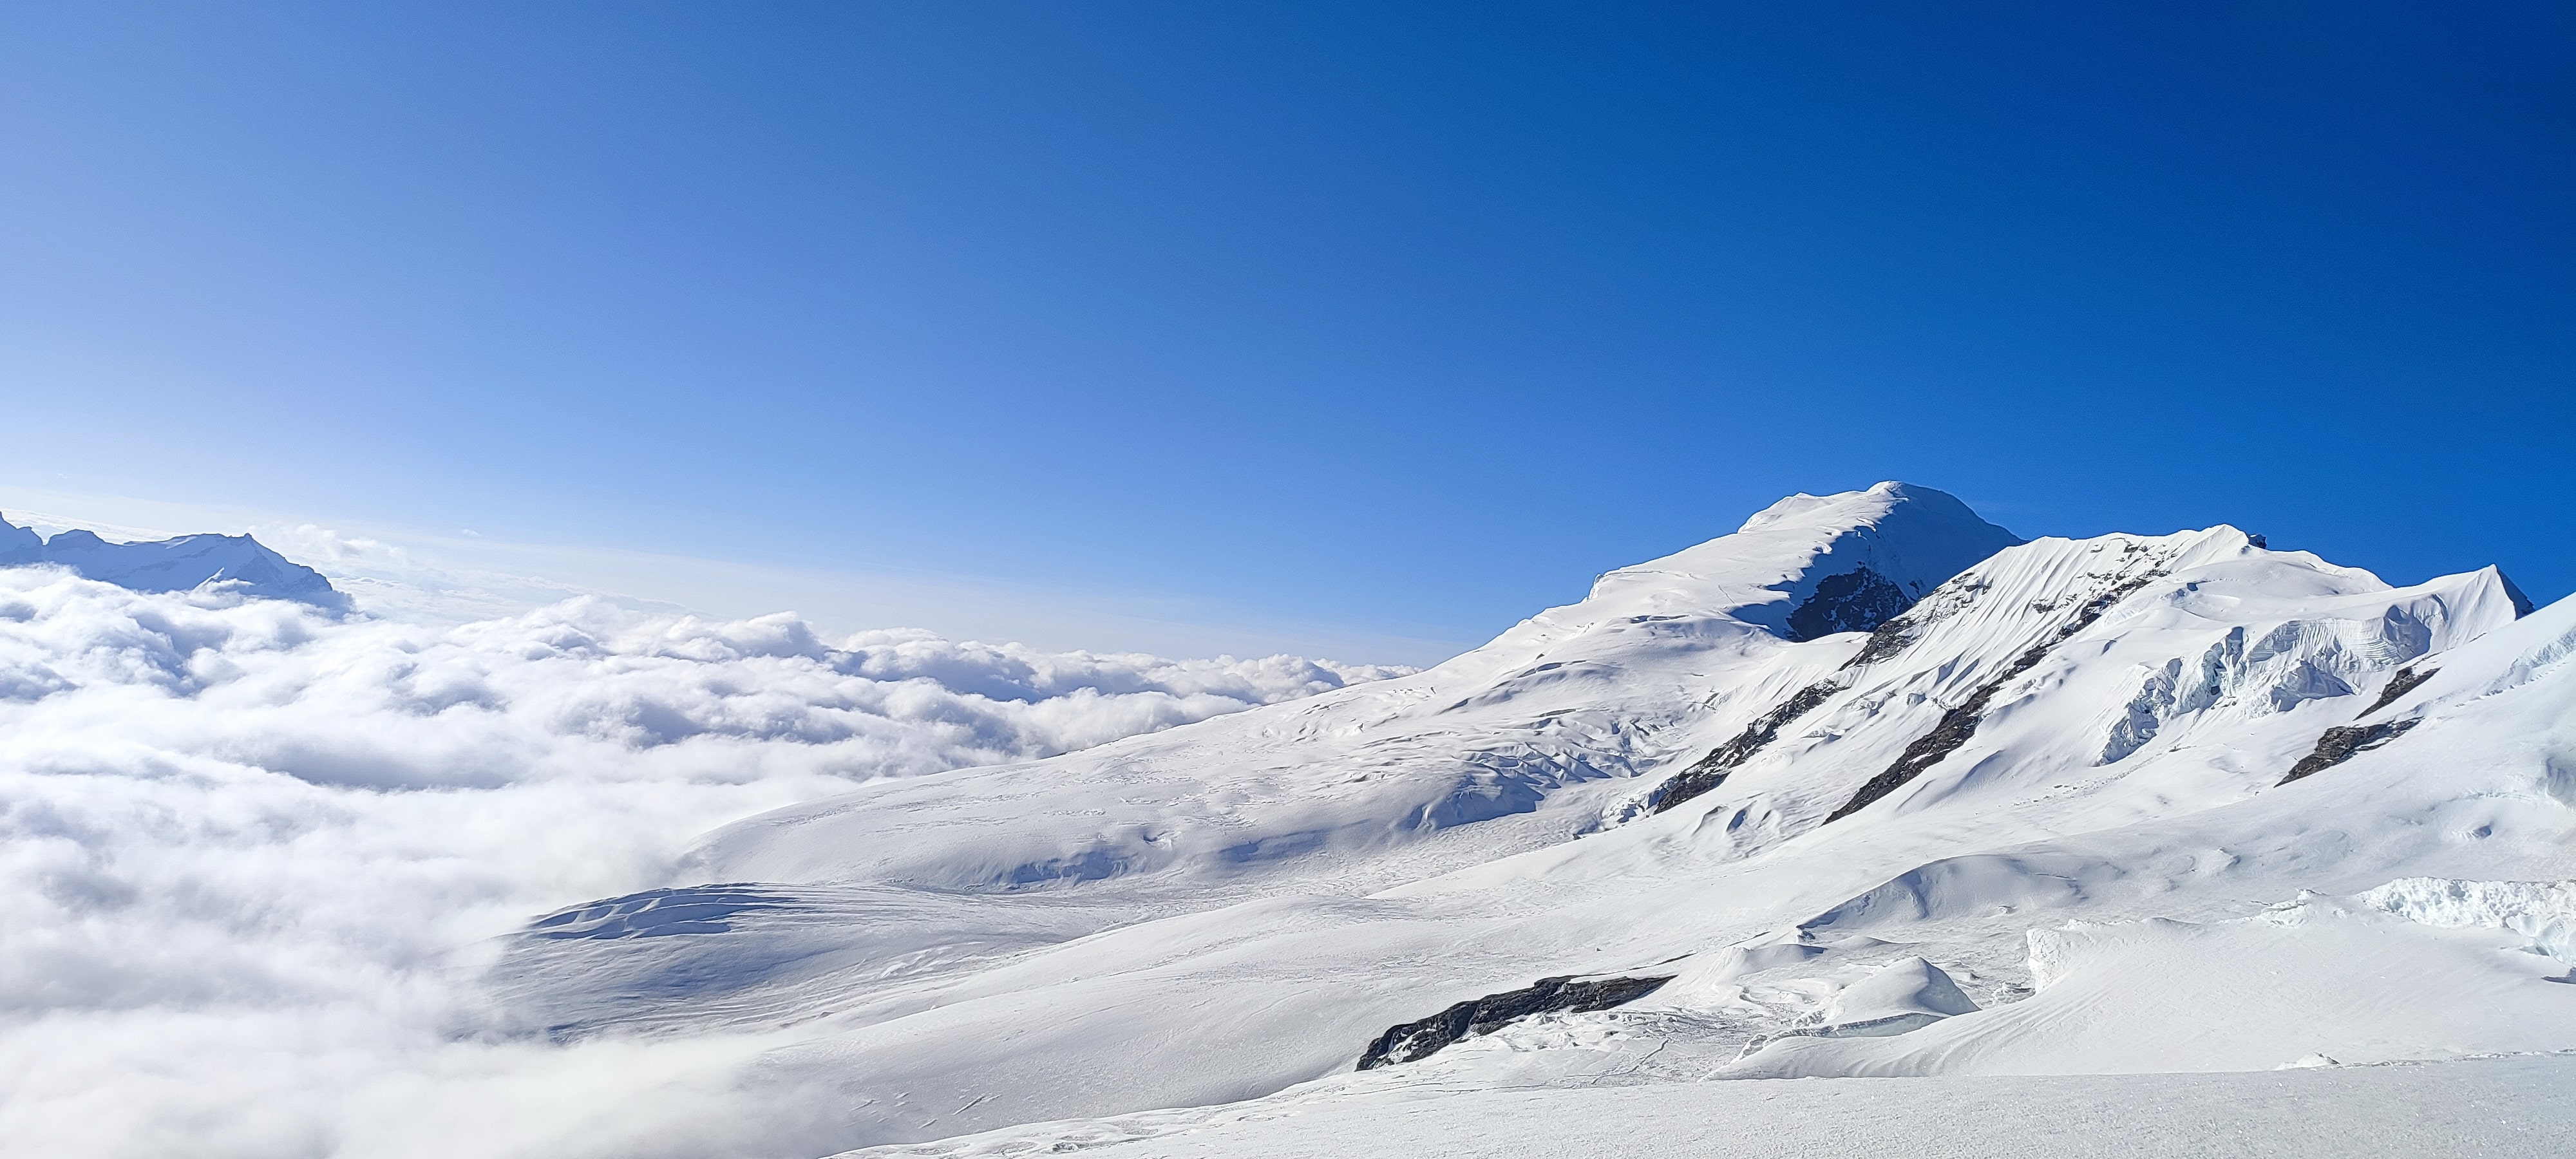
[
  {"x1": 491, "y1": 482, "x2": 2576, "y2": 1156},
  {"x1": 0, "y1": 511, "x2": 346, "y2": 608},
  {"x1": 10, "y1": 485, "x2": 2553, "y2": 1156}
]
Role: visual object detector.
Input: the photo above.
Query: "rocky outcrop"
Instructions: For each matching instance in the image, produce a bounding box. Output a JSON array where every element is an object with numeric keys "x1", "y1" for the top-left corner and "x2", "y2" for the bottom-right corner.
[
  {"x1": 2358, "y1": 666, "x2": 2439, "y2": 719},
  {"x1": 1839, "y1": 569, "x2": 2000, "y2": 670},
  {"x1": 1355, "y1": 974, "x2": 1674, "y2": 1069},
  {"x1": 2278, "y1": 718, "x2": 2421, "y2": 786},
  {"x1": 1646, "y1": 681, "x2": 1840, "y2": 815},
  {"x1": 1844, "y1": 610, "x2": 1924, "y2": 668},
  {"x1": 1786, "y1": 567, "x2": 1913, "y2": 641},
  {"x1": 1647, "y1": 567, "x2": 2025, "y2": 818}
]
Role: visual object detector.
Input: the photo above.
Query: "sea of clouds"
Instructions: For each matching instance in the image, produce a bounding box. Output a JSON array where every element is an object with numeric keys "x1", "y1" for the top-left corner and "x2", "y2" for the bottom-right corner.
[{"x1": 0, "y1": 564, "x2": 1407, "y2": 1158}]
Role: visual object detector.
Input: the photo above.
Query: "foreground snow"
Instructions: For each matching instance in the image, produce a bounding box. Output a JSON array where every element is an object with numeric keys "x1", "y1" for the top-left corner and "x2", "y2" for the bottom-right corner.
[{"x1": 840, "y1": 1053, "x2": 2576, "y2": 1159}]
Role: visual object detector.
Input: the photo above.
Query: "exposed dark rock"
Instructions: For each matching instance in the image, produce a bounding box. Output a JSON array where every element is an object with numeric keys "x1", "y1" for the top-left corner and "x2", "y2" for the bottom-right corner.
[
  {"x1": 1840, "y1": 573, "x2": 1997, "y2": 671},
  {"x1": 1826, "y1": 572, "x2": 2163, "y2": 824},
  {"x1": 1842, "y1": 610, "x2": 1923, "y2": 668},
  {"x1": 1646, "y1": 681, "x2": 1841, "y2": 815},
  {"x1": 2278, "y1": 718, "x2": 2421, "y2": 786},
  {"x1": 2356, "y1": 666, "x2": 2438, "y2": 719},
  {"x1": 1356, "y1": 974, "x2": 1674, "y2": 1069},
  {"x1": 1786, "y1": 567, "x2": 1913, "y2": 642}
]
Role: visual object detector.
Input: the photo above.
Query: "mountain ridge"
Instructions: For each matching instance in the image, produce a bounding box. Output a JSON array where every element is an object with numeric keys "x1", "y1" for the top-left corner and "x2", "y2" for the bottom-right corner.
[
  {"x1": 480, "y1": 482, "x2": 2573, "y2": 1153},
  {"x1": 0, "y1": 512, "x2": 347, "y2": 608}
]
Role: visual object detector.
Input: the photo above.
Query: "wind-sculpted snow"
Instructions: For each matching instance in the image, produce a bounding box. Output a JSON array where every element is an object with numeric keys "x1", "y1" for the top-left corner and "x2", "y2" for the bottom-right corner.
[
  {"x1": 0, "y1": 567, "x2": 1403, "y2": 1158},
  {"x1": 2354, "y1": 877, "x2": 2576, "y2": 960}
]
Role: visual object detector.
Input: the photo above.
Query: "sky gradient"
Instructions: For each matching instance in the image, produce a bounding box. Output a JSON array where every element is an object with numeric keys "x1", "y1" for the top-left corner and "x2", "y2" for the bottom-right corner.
[{"x1": 3, "y1": 2, "x2": 2568, "y2": 663}]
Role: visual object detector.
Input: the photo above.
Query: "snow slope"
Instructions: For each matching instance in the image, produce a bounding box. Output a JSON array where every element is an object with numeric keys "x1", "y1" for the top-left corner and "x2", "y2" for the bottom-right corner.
[
  {"x1": 687, "y1": 482, "x2": 2020, "y2": 895},
  {"x1": 837, "y1": 1053, "x2": 2576, "y2": 1159},
  {"x1": 475, "y1": 480, "x2": 2576, "y2": 1158},
  {"x1": 0, "y1": 478, "x2": 2535, "y2": 1159}
]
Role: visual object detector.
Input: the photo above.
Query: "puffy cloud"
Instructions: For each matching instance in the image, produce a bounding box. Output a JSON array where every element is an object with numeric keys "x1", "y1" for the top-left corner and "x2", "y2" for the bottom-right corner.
[{"x1": 0, "y1": 567, "x2": 1406, "y2": 1157}]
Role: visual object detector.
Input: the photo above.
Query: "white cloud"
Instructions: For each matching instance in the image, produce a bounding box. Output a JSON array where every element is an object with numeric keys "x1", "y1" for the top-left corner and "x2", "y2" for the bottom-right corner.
[
  {"x1": 0, "y1": 482, "x2": 1473, "y2": 664},
  {"x1": 0, "y1": 567, "x2": 1407, "y2": 1158}
]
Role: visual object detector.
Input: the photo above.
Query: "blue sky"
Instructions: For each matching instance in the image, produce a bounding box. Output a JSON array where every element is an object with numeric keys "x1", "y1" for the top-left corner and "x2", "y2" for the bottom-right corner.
[{"x1": 3, "y1": 2, "x2": 2568, "y2": 663}]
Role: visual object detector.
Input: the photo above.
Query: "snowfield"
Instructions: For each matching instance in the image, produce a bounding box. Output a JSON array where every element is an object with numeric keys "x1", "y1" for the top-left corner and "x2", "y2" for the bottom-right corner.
[
  {"x1": 5, "y1": 482, "x2": 2572, "y2": 1158},
  {"x1": 833, "y1": 1053, "x2": 2576, "y2": 1159}
]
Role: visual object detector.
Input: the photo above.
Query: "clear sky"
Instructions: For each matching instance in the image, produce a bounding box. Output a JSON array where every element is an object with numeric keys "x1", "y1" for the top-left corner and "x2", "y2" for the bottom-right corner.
[{"x1": 3, "y1": 2, "x2": 2568, "y2": 663}]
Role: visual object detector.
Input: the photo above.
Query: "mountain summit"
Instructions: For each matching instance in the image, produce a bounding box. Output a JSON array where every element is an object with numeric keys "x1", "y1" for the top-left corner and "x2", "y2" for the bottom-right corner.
[{"x1": 1595, "y1": 480, "x2": 2021, "y2": 642}]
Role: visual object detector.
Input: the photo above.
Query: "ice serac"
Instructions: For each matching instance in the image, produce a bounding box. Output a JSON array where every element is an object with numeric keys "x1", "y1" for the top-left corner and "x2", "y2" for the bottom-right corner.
[{"x1": 0, "y1": 514, "x2": 347, "y2": 609}]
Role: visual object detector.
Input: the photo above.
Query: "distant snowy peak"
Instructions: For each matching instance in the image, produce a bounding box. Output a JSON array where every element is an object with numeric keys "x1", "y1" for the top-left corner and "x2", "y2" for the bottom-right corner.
[
  {"x1": 0, "y1": 514, "x2": 346, "y2": 609},
  {"x1": 0, "y1": 518, "x2": 39, "y2": 562}
]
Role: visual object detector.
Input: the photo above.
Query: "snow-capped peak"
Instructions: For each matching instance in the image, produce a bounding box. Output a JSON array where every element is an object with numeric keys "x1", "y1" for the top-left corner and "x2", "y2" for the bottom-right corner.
[{"x1": 1578, "y1": 481, "x2": 2021, "y2": 642}]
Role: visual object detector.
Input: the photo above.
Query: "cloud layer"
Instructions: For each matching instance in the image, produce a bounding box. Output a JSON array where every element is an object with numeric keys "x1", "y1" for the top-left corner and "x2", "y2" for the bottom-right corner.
[{"x1": 0, "y1": 566, "x2": 1405, "y2": 1157}]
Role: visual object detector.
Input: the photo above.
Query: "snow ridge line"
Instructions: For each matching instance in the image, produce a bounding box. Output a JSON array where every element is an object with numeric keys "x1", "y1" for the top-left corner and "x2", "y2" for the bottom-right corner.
[
  {"x1": 1640, "y1": 560, "x2": 1989, "y2": 817},
  {"x1": 1826, "y1": 571, "x2": 2165, "y2": 823},
  {"x1": 1643, "y1": 680, "x2": 1840, "y2": 815}
]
